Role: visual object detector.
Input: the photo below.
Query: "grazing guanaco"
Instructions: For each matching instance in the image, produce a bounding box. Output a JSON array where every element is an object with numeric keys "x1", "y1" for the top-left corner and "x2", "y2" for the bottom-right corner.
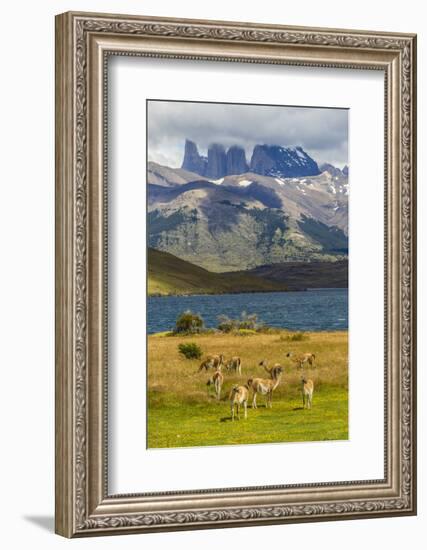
[
  {"x1": 247, "y1": 366, "x2": 283, "y2": 409},
  {"x1": 301, "y1": 377, "x2": 314, "y2": 409},
  {"x1": 198, "y1": 354, "x2": 224, "y2": 372},
  {"x1": 286, "y1": 352, "x2": 316, "y2": 369},
  {"x1": 259, "y1": 359, "x2": 283, "y2": 380},
  {"x1": 229, "y1": 384, "x2": 249, "y2": 421},
  {"x1": 226, "y1": 356, "x2": 242, "y2": 375},
  {"x1": 207, "y1": 369, "x2": 224, "y2": 400}
]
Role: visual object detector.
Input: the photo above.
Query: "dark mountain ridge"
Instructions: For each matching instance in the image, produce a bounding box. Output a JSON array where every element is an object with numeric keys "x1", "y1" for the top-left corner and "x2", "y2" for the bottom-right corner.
[
  {"x1": 148, "y1": 248, "x2": 289, "y2": 296},
  {"x1": 148, "y1": 247, "x2": 348, "y2": 295},
  {"x1": 239, "y1": 260, "x2": 348, "y2": 290},
  {"x1": 148, "y1": 179, "x2": 283, "y2": 210}
]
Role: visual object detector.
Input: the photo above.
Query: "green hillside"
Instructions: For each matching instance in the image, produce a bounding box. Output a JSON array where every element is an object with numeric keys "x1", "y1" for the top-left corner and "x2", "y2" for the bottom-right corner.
[
  {"x1": 241, "y1": 259, "x2": 348, "y2": 290},
  {"x1": 148, "y1": 248, "x2": 288, "y2": 296}
]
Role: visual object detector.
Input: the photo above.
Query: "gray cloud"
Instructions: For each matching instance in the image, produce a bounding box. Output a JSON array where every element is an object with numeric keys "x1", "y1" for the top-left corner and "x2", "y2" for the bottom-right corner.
[{"x1": 147, "y1": 100, "x2": 348, "y2": 169}]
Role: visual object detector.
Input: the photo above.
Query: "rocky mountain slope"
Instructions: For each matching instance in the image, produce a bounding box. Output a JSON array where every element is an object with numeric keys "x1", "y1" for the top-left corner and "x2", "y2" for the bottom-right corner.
[
  {"x1": 250, "y1": 144, "x2": 320, "y2": 177},
  {"x1": 147, "y1": 142, "x2": 349, "y2": 272},
  {"x1": 147, "y1": 161, "x2": 209, "y2": 187}
]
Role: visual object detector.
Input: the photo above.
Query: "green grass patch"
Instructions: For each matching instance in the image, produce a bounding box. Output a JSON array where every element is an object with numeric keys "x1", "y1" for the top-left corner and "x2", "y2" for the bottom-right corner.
[{"x1": 148, "y1": 385, "x2": 348, "y2": 448}]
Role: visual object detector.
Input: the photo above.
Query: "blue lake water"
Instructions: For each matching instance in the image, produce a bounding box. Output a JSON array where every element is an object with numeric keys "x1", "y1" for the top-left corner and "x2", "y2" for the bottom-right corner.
[{"x1": 147, "y1": 288, "x2": 348, "y2": 334}]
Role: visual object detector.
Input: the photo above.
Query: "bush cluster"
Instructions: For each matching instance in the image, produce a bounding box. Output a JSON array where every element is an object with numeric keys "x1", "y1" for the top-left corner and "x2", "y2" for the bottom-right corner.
[
  {"x1": 279, "y1": 331, "x2": 309, "y2": 342},
  {"x1": 174, "y1": 310, "x2": 205, "y2": 334},
  {"x1": 178, "y1": 342, "x2": 203, "y2": 360},
  {"x1": 217, "y1": 311, "x2": 262, "y2": 333}
]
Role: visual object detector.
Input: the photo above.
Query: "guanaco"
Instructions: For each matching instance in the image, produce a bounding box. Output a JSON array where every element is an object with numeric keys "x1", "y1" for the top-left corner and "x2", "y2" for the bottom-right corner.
[
  {"x1": 301, "y1": 377, "x2": 314, "y2": 409},
  {"x1": 198, "y1": 354, "x2": 224, "y2": 372},
  {"x1": 247, "y1": 367, "x2": 283, "y2": 409},
  {"x1": 207, "y1": 369, "x2": 224, "y2": 400},
  {"x1": 259, "y1": 359, "x2": 283, "y2": 380},
  {"x1": 230, "y1": 384, "x2": 249, "y2": 421},
  {"x1": 286, "y1": 352, "x2": 316, "y2": 369},
  {"x1": 226, "y1": 356, "x2": 242, "y2": 375}
]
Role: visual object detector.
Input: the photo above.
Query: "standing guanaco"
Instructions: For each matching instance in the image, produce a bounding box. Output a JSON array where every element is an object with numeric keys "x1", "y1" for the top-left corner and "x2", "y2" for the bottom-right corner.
[
  {"x1": 301, "y1": 377, "x2": 314, "y2": 409},
  {"x1": 259, "y1": 359, "x2": 283, "y2": 380},
  {"x1": 247, "y1": 367, "x2": 283, "y2": 409},
  {"x1": 226, "y1": 356, "x2": 242, "y2": 374},
  {"x1": 207, "y1": 369, "x2": 224, "y2": 400},
  {"x1": 229, "y1": 384, "x2": 249, "y2": 420}
]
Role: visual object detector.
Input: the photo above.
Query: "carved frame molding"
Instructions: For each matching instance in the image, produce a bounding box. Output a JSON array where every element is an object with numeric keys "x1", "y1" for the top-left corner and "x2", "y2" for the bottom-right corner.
[{"x1": 55, "y1": 12, "x2": 416, "y2": 537}]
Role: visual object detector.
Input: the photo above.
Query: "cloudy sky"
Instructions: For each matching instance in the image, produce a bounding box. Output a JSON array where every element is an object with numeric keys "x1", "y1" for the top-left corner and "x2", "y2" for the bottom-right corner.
[{"x1": 147, "y1": 100, "x2": 348, "y2": 169}]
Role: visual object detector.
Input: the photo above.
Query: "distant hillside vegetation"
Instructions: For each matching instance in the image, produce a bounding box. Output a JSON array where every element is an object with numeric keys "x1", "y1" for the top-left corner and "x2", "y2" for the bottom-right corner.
[
  {"x1": 148, "y1": 248, "x2": 289, "y2": 296},
  {"x1": 240, "y1": 260, "x2": 348, "y2": 291}
]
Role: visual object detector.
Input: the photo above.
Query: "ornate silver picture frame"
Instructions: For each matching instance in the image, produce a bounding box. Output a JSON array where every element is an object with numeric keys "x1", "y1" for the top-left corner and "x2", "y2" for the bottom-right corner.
[{"x1": 55, "y1": 11, "x2": 417, "y2": 537}]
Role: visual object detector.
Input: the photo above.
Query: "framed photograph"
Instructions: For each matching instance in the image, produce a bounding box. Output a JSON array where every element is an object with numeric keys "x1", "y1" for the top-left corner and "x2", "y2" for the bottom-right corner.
[{"x1": 55, "y1": 11, "x2": 417, "y2": 537}]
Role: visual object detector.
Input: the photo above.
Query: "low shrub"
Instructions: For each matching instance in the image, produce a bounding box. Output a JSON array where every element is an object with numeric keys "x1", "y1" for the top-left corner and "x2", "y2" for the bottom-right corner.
[
  {"x1": 178, "y1": 342, "x2": 203, "y2": 360},
  {"x1": 279, "y1": 331, "x2": 309, "y2": 342},
  {"x1": 217, "y1": 311, "x2": 263, "y2": 333},
  {"x1": 175, "y1": 310, "x2": 205, "y2": 334},
  {"x1": 217, "y1": 315, "x2": 236, "y2": 333}
]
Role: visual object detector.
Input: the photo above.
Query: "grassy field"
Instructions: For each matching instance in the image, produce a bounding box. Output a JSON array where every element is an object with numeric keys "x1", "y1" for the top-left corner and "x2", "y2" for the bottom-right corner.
[{"x1": 147, "y1": 330, "x2": 348, "y2": 448}]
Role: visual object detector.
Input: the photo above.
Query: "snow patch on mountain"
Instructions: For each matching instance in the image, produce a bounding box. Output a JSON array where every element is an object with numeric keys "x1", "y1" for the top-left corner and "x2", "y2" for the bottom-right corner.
[{"x1": 238, "y1": 179, "x2": 253, "y2": 187}]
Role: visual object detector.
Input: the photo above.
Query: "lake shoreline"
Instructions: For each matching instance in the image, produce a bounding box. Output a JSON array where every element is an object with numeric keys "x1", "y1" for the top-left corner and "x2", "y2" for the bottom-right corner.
[
  {"x1": 148, "y1": 286, "x2": 348, "y2": 298},
  {"x1": 149, "y1": 328, "x2": 349, "y2": 338},
  {"x1": 147, "y1": 288, "x2": 348, "y2": 334}
]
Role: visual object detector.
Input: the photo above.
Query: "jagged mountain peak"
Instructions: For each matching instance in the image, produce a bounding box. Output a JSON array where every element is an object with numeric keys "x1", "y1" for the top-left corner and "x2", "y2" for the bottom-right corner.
[
  {"x1": 181, "y1": 139, "x2": 208, "y2": 175},
  {"x1": 180, "y1": 139, "x2": 320, "y2": 179},
  {"x1": 206, "y1": 143, "x2": 227, "y2": 178},
  {"x1": 320, "y1": 163, "x2": 349, "y2": 179},
  {"x1": 250, "y1": 144, "x2": 320, "y2": 178},
  {"x1": 226, "y1": 145, "x2": 248, "y2": 175}
]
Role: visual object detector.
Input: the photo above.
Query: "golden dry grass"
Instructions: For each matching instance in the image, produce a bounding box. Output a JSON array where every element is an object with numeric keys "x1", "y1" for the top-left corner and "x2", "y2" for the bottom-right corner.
[{"x1": 147, "y1": 330, "x2": 348, "y2": 448}]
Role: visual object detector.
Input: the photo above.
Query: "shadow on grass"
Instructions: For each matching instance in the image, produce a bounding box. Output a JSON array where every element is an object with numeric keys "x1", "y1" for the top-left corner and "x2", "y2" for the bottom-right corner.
[{"x1": 220, "y1": 416, "x2": 251, "y2": 422}]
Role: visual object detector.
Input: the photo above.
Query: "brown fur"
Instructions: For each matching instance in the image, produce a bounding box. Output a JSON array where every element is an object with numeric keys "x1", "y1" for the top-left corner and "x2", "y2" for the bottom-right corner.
[
  {"x1": 229, "y1": 384, "x2": 249, "y2": 420},
  {"x1": 226, "y1": 356, "x2": 242, "y2": 375},
  {"x1": 198, "y1": 354, "x2": 224, "y2": 372},
  {"x1": 259, "y1": 359, "x2": 283, "y2": 380},
  {"x1": 301, "y1": 377, "x2": 314, "y2": 409},
  {"x1": 248, "y1": 367, "x2": 283, "y2": 409},
  {"x1": 206, "y1": 370, "x2": 224, "y2": 400},
  {"x1": 286, "y1": 352, "x2": 316, "y2": 369}
]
